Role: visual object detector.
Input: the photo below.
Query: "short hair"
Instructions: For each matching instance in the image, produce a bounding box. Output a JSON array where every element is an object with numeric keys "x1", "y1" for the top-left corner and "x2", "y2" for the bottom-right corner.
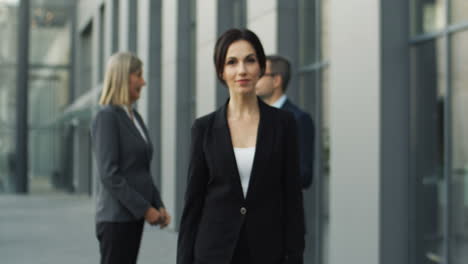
[
  {"x1": 266, "y1": 55, "x2": 291, "y2": 92},
  {"x1": 214, "y1": 28, "x2": 266, "y2": 85},
  {"x1": 99, "y1": 52, "x2": 142, "y2": 105}
]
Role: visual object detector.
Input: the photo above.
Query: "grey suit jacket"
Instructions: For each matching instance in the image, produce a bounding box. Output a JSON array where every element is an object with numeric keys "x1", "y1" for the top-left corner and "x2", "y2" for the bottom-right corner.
[{"x1": 91, "y1": 105, "x2": 164, "y2": 223}]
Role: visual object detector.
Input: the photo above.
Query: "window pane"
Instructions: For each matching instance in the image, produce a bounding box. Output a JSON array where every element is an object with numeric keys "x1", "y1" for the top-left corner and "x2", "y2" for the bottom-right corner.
[
  {"x1": 451, "y1": 0, "x2": 468, "y2": 25},
  {"x1": 30, "y1": 3, "x2": 72, "y2": 65},
  {"x1": 321, "y1": 0, "x2": 329, "y2": 61},
  {"x1": 410, "y1": 38, "x2": 446, "y2": 264},
  {"x1": 29, "y1": 69, "x2": 70, "y2": 193},
  {"x1": 451, "y1": 30, "x2": 468, "y2": 264},
  {"x1": 411, "y1": 0, "x2": 445, "y2": 36}
]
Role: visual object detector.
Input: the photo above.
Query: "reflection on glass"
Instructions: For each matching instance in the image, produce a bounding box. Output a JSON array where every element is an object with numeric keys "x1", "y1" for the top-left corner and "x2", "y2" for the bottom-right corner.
[
  {"x1": 411, "y1": 0, "x2": 445, "y2": 36},
  {"x1": 29, "y1": 3, "x2": 72, "y2": 66},
  {"x1": 410, "y1": 38, "x2": 446, "y2": 264},
  {"x1": 451, "y1": 31, "x2": 468, "y2": 264},
  {"x1": 28, "y1": 69, "x2": 70, "y2": 193},
  {"x1": 0, "y1": 1, "x2": 18, "y2": 193},
  {"x1": 451, "y1": 0, "x2": 468, "y2": 25}
]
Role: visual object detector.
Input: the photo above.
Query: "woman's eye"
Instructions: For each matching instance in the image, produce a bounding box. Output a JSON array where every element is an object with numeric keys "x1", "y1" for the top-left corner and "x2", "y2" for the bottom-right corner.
[
  {"x1": 246, "y1": 57, "x2": 257, "y2": 63},
  {"x1": 226, "y1": 60, "x2": 235, "y2": 65}
]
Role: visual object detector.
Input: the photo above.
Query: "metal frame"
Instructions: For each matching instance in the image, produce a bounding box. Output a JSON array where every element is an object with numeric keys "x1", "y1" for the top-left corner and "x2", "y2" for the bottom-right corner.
[
  {"x1": 175, "y1": 0, "x2": 197, "y2": 229},
  {"x1": 443, "y1": 0, "x2": 453, "y2": 263},
  {"x1": 409, "y1": 22, "x2": 468, "y2": 45},
  {"x1": 147, "y1": 0, "x2": 163, "y2": 199},
  {"x1": 313, "y1": 2, "x2": 324, "y2": 264},
  {"x1": 15, "y1": 0, "x2": 30, "y2": 193}
]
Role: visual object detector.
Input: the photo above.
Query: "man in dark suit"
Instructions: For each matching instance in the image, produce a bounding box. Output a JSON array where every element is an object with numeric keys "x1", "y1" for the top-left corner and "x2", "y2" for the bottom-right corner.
[{"x1": 256, "y1": 55, "x2": 315, "y2": 189}]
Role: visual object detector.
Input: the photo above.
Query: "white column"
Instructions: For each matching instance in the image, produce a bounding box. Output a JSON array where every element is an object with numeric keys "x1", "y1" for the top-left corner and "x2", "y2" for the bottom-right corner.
[
  {"x1": 329, "y1": 1, "x2": 381, "y2": 264},
  {"x1": 196, "y1": 0, "x2": 217, "y2": 117},
  {"x1": 118, "y1": 0, "x2": 129, "y2": 51},
  {"x1": 161, "y1": 0, "x2": 178, "y2": 229},
  {"x1": 247, "y1": 0, "x2": 277, "y2": 54}
]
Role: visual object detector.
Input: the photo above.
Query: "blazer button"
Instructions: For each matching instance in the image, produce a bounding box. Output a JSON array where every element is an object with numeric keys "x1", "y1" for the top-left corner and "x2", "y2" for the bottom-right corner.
[{"x1": 240, "y1": 207, "x2": 247, "y2": 215}]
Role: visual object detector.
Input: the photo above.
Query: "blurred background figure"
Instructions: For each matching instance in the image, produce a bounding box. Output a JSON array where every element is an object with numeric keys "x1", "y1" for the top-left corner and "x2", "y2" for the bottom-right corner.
[{"x1": 256, "y1": 55, "x2": 315, "y2": 190}]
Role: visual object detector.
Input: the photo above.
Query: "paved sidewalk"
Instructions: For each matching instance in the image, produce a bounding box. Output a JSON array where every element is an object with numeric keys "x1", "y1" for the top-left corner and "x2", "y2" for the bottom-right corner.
[{"x1": 0, "y1": 194, "x2": 177, "y2": 264}]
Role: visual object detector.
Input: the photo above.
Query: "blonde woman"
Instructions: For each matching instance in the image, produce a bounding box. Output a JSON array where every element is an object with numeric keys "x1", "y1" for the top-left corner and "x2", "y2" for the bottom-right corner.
[{"x1": 91, "y1": 52, "x2": 170, "y2": 264}]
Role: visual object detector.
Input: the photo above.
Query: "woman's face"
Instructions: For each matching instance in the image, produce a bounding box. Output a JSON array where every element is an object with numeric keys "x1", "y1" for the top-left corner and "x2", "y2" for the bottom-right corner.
[
  {"x1": 129, "y1": 69, "x2": 146, "y2": 103},
  {"x1": 222, "y1": 40, "x2": 261, "y2": 96}
]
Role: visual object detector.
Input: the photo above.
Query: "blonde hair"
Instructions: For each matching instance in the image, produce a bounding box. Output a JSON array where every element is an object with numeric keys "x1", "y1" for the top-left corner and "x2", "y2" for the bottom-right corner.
[{"x1": 99, "y1": 52, "x2": 142, "y2": 105}]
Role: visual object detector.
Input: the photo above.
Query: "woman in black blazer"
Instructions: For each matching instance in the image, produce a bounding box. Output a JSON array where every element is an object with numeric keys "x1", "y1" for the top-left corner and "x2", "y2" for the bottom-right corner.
[
  {"x1": 91, "y1": 52, "x2": 170, "y2": 264},
  {"x1": 177, "y1": 29, "x2": 305, "y2": 264}
]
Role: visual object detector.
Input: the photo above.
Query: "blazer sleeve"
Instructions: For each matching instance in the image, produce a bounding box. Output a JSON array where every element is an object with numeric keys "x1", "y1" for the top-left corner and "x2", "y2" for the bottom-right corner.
[
  {"x1": 91, "y1": 110, "x2": 151, "y2": 219},
  {"x1": 297, "y1": 113, "x2": 315, "y2": 189},
  {"x1": 151, "y1": 186, "x2": 165, "y2": 209},
  {"x1": 283, "y1": 113, "x2": 306, "y2": 264},
  {"x1": 177, "y1": 119, "x2": 209, "y2": 264}
]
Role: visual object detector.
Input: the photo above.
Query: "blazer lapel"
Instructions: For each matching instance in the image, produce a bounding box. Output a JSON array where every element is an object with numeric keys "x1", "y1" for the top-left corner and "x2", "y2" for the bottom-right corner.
[
  {"x1": 133, "y1": 110, "x2": 153, "y2": 161},
  {"x1": 245, "y1": 99, "x2": 273, "y2": 202},
  {"x1": 112, "y1": 106, "x2": 146, "y2": 144},
  {"x1": 212, "y1": 101, "x2": 246, "y2": 200}
]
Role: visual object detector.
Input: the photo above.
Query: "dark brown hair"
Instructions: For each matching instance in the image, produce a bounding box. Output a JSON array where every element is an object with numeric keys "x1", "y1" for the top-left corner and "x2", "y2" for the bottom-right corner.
[
  {"x1": 213, "y1": 28, "x2": 266, "y2": 85},
  {"x1": 266, "y1": 55, "x2": 291, "y2": 92}
]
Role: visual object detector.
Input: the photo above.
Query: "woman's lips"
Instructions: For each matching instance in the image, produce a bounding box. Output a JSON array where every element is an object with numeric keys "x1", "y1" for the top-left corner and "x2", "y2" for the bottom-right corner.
[{"x1": 236, "y1": 79, "x2": 250, "y2": 85}]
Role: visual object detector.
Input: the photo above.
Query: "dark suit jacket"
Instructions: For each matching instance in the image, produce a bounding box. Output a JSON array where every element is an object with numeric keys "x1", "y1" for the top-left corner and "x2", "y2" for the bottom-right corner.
[
  {"x1": 177, "y1": 99, "x2": 305, "y2": 264},
  {"x1": 282, "y1": 99, "x2": 315, "y2": 189},
  {"x1": 91, "y1": 105, "x2": 164, "y2": 223}
]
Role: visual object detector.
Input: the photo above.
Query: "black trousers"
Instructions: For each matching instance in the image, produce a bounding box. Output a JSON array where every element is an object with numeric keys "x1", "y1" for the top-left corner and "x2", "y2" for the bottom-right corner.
[
  {"x1": 96, "y1": 220, "x2": 145, "y2": 264},
  {"x1": 230, "y1": 223, "x2": 251, "y2": 264}
]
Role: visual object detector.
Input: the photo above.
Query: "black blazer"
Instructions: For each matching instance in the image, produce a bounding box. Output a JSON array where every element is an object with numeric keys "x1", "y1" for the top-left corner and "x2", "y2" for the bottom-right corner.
[
  {"x1": 282, "y1": 99, "x2": 315, "y2": 189},
  {"x1": 91, "y1": 105, "x2": 164, "y2": 223},
  {"x1": 177, "y1": 99, "x2": 305, "y2": 264}
]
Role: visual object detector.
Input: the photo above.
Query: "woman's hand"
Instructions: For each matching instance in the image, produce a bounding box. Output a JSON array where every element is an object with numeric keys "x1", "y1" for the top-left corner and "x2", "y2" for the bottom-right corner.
[
  {"x1": 158, "y1": 208, "x2": 172, "y2": 229},
  {"x1": 144, "y1": 207, "x2": 161, "y2": 225}
]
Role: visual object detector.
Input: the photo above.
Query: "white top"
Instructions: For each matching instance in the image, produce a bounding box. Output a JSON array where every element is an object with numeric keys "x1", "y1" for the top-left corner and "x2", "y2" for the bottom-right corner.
[
  {"x1": 233, "y1": 147, "x2": 256, "y2": 198},
  {"x1": 272, "y1": 94, "x2": 287, "y2": 109},
  {"x1": 119, "y1": 105, "x2": 148, "y2": 143}
]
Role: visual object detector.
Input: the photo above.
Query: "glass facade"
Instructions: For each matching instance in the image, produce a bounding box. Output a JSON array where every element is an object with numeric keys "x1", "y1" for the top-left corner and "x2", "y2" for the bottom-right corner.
[
  {"x1": 411, "y1": 0, "x2": 468, "y2": 263},
  {"x1": 450, "y1": 30, "x2": 468, "y2": 264},
  {"x1": 0, "y1": 0, "x2": 73, "y2": 194},
  {"x1": 28, "y1": 0, "x2": 73, "y2": 193}
]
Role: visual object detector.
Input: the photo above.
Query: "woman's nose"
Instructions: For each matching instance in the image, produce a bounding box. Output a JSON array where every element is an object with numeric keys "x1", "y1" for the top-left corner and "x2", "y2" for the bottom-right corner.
[{"x1": 237, "y1": 62, "x2": 247, "y2": 74}]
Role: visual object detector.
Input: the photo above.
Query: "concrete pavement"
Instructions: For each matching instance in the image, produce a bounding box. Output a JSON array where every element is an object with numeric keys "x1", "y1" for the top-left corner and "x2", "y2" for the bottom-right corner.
[{"x1": 0, "y1": 194, "x2": 177, "y2": 264}]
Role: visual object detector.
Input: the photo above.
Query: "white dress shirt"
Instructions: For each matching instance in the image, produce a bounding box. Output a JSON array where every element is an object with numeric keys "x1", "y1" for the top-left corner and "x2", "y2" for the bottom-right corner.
[
  {"x1": 272, "y1": 94, "x2": 287, "y2": 109},
  {"x1": 119, "y1": 105, "x2": 148, "y2": 143},
  {"x1": 233, "y1": 147, "x2": 256, "y2": 198}
]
